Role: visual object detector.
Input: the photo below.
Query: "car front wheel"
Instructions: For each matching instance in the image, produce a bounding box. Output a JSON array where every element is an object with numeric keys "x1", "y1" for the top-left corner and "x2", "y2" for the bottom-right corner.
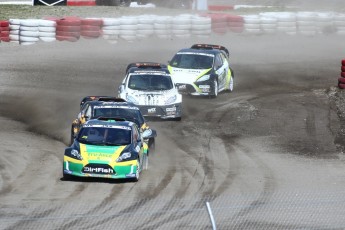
[{"x1": 211, "y1": 80, "x2": 218, "y2": 98}]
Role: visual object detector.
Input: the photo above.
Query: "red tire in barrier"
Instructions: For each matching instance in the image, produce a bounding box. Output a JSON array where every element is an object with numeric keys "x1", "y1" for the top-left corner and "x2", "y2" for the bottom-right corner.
[
  {"x1": 0, "y1": 20, "x2": 9, "y2": 27},
  {"x1": 80, "y1": 30, "x2": 101, "y2": 38},
  {"x1": 57, "y1": 18, "x2": 81, "y2": 26},
  {"x1": 56, "y1": 35, "x2": 79, "y2": 42},
  {"x1": 227, "y1": 15, "x2": 244, "y2": 23},
  {"x1": 341, "y1": 72, "x2": 345, "y2": 78},
  {"x1": 1, "y1": 31, "x2": 10, "y2": 36},
  {"x1": 0, "y1": 37, "x2": 10, "y2": 42},
  {"x1": 0, "y1": 26, "x2": 9, "y2": 31},
  {"x1": 81, "y1": 19, "x2": 103, "y2": 27},
  {"x1": 342, "y1": 59, "x2": 345, "y2": 66},
  {"x1": 56, "y1": 25, "x2": 81, "y2": 32},
  {"x1": 56, "y1": 30, "x2": 80, "y2": 38},
  {"x1": 338, "y1": 82, "x2": 345, "y2": 89},
  {"x1": 208, "y1": 5, "x2": 234, "y2": 11},
  {"x1": 81, "y1": 25, "x2": 101, "y2": 31},
  {"x1": 342, "y1": 66, "x2": 345, "y2": 72},
  {"x1": 338, "y1": 77, "x2": 345, "y2": 83}
]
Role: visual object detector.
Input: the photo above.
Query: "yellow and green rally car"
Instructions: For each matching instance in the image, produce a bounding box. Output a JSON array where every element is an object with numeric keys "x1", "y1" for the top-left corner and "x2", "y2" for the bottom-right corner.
[{"x1": 63, "y1": 117, "x2": 149, "y2": 182}]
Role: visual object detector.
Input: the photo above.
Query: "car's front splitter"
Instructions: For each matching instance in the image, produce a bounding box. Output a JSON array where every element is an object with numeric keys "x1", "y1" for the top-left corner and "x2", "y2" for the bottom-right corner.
[{"x1": 63, "y1": 161, "x2": 138, "y2": 179}]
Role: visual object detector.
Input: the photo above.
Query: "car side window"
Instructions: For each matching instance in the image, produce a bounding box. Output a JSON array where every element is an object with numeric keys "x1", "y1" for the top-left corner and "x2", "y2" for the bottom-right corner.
[
  {"x1": 133, "y1": 125, "x2": 140, "y2": 144},
  {"x1": 215, "y1": 54, "x2": 223, "y2": 69},
  {"x1": 85, "y1": 105, "x2": 92, "y2": 118}
]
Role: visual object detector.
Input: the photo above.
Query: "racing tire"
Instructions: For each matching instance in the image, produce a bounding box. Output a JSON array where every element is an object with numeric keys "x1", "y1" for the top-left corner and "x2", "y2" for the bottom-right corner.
[
  {"x1": 210, "y1": 80, "x2": 218, "y2": 98},
  {"x1": 143, "y1": 154, "x2": 148, "y2": 170},
  {"x1": 228, "y1": 77, "x2": 234, "y2": 92},
  {"x1": 132, "y1": 159, "x2": 140, "y2": 182},
  {"x1": 148, "y1": 138, "x2": 155, "y2": 152}
]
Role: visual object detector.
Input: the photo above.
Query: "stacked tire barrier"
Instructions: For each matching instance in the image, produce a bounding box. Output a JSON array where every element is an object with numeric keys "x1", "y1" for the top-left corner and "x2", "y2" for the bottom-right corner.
[
  {"x1": 2, "y1": 12, "x2": 345, "y2": 46},
  {"x1": 339, "y1": 59, "x2": 345, "y2": 89},
  {"x1": 0, "y1": 20, "x2": 10, "y2": 42}
]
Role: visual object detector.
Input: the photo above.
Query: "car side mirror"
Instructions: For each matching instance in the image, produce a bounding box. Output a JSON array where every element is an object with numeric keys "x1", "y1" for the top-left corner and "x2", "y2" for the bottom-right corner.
[
  {"x1": 118, "y1": 84, "x2": 125, "y2": 92},
  {"x1": 142, "y1": 129, "x2": 157, "y2": 139}
]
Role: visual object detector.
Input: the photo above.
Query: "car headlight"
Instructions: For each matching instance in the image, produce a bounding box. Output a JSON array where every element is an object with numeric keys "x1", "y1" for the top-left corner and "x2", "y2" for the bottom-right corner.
[
  {"x1": 116, "y1": 152, "x2": 132, "y2": 162},
  {"x1": 126, "y1": 95, "x2": 138, "y2": 104},
  {"x1": 165, "y1": 95, "x2": 176, "y2": 105},
  {"x1": 196, "y1": 74, "x2": 210, "y2": 82},
  {"x1": 66, "y1": 149, "x2": 83, "y2": 160}
]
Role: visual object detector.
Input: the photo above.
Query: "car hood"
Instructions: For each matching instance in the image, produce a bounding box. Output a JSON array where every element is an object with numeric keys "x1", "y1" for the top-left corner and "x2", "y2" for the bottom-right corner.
[
  {"x1": 80, "y1": 143, "x2": 126, "y2": 161},
  {"x1": 129, "y1": 89, "x2": 178, "y2": 106},
  {"x1": 168, "y1": 66, "x2": 211, "y2": 84}
]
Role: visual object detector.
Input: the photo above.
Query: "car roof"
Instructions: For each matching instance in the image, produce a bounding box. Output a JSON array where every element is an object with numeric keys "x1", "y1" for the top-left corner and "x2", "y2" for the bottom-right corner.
[
  {"x1": 83, "y1": 118, "x2": 135, "y2": 129},
  {"x1": 85, "y1": 100, "x2": 139, "y2": 110},
  {"x1": 126, "y1": 62, "x2": 170, "y2": 74},
  {"x1": 176, "y1": 44, "x2": 229, "y2": 58}
]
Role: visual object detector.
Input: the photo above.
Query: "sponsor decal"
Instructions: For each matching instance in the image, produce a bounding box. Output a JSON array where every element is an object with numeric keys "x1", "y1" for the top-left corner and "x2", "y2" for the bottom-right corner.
[
  {"x1": 84, "y1": 167, "x2": 114, "y2": 174},
  {"x1": 148, "y1": 108, "x2": 156, "y2": 113},
  {"x1": 166, "y1": 107, "x2": 176, "y2": 112},
  {"x1": 199, "y1": 85, "x2": 210, "y2": 89},
  {"x1": 177, "y1": 85, "x2": 187, "y2": 90}
]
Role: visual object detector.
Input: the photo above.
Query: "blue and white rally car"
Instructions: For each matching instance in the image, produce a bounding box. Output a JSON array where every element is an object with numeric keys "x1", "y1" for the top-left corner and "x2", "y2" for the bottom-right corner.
[
  {"x1": 118, "y1": 62, "x2": 182, "y2": 121},
  {"x1": 168, "y1": 44, "x2": 234, "y2": 98}
]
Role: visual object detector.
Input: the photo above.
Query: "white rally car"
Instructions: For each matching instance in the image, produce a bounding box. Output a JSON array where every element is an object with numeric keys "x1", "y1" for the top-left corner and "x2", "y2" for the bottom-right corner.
[
  {"x1": 118, "y1": 62, "x2": 182, "y2": 121},
  {"x1": 168, "y1": 44, "x2": 234, "y2": 98}
]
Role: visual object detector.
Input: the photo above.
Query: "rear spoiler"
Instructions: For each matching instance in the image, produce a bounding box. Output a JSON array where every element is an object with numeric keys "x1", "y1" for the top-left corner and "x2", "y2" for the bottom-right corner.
[
  {"x1": 191, "y1": 44, "x2": 229, "y2": 58},
  {"x1": 80, "y1": 96, "x2": 126, "y2": 108}
]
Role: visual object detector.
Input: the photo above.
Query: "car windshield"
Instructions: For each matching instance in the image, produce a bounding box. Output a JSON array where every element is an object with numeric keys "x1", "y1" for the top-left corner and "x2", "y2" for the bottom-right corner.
[
  {"x1": 77, "y1": 127, "x2": 131, "y2": 146},
  {"x1": 128, "y1": 74, "x2": 173, "y2": 91},
  {"x1": 170, "y1": 53, "x2": 214, "y2": 69},
  {"x1": 92, "y1": 107, "x2": 145, "y2": 127}
]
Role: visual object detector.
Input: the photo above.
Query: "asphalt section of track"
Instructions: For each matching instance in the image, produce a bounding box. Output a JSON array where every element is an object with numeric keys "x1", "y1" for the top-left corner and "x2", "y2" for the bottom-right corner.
[{"x1": 1, "y1": 33, "x2": 345, "y2": 229}]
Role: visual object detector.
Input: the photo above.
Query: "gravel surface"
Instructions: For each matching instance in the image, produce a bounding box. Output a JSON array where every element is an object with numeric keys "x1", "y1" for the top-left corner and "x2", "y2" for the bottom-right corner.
[{"x1": 1, "y1": 3, "x2": 345, "y2": 229}]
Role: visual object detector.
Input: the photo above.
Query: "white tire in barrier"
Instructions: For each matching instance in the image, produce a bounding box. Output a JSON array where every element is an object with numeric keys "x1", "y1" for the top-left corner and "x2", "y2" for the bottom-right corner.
[
  {"x1": 20, "y1": 41, "x2": 36, "y2": 45},
  {"x1": 9, "y1": 24, "x2": 20, "y2": 30},
  {"x1": 154, "y1": 29, "x2": 171, "y2": 35},
  {"x1": 10, "y1": 40, "x2": 20, "y2": 44},
  {"x1": 39, "y1": 31, "x2": 56, "y2": 37},
  {"x1": 172, "y1": 29, "x2": 189, "y2": 35},
  {"x1": 10, "y1": 30, "x2": 19, "y2": 35},
  {"x1": 19, "y1": 36, "x2": 39, "y2": 42},
  {"x1": 9, "y1": 34, "x2": 19, "y2": 41},
  {"x1": 297, "y1": 21, "x2": 316, "y2": 26},
  {"x1": 120, "y1": 17, "x2": 138, "y2": 25},
  {"x1": 20, "y1": 26, "x2": 39, "y2": 31},
  {"x1": 191, "y1": 24, "x2": 211, "y2": 30},
  {"x1": 39, "y1": 19, "x2": 56, "y2": 27},
  {"x1": 102, "y1": 25, "x2": 120, "y2": 30},
  {"x1": 20, "y1": 30, "x2": 39, "y2": 37},
  {"x1": 9, "y1": 19, "x2": 21, "y2": 25},
  {"x1": 137, "y1": 24, "x2": 154, "y2": 30},
  {"x1": 102, "y1": 34, "x2": 119, "y2": 40},
  {"x1": 276, "y1": 12, "x2": 296, "y2": 22},
  {"x1": 120, "y1": 24, "x2": 138, "y2": 30},
  {"x1": 191, "y1": 16, "x2": 211, "y2": 25},
  {"x1": 20, "y1": 19, "x2": 41, "y2": 27},
  {"x1": 245, "y1": 28, "x2": 261, "y2": 34},
  {"x1": 120, "y1": 35, "x2": 136, "y2": 41},
  {"x1": 277, "y1": 21, "x2": 296, "y2": 27},
  {"x1": 39, "y1": 26, "x2": 56, "y2": 32},
  {"x1": 296, "y1": 12, "x2": 316, "y2": 21},
  {"x1": 102, "y1": 29, "x2": 121, "y2": 35},
  {"x1": 334, "y1": 20, "x2": 345, "y2": 27},
  {"x1": 174, "y1": 34, "x2": 191, "y2": 39},
  {"x1": 173, "y1": 17, "x2": 191, "y2": 25},
  {"x1": 154, "y1": 23, "x2": 171, "y2": 30},
  {"x1": 245, "y1": 23, "x2": 261, "y2": 29},
  {"x1": 40, "y1": 36, "x2": 56, "y2": 42},
  {"x1": 137, "y1": 29, "x2": 154, "y2": 36},
  {"x1": 243, "y1": 15, "x2": 260, "y2": 24},
  {"x1": 120, "y1": 30, "x2": 137, "y2": 36},
  {"x1": 191, "y1": 29, "x2": 211, "y2": 35},
  {"x1": 277, "y1": 26, "x2": 297, "y2": 33},
  {"x1": 172, "y1": 24, "x2": 191, "y2": 30},
  {"x1": 137, "y1": 16, "x2": 155, "y2": 24},
  {"x1": 103, "y1": 18, "x2": 121, "y2": 26},
  {"x1": 261, "y1": 23, "x2": 276, "y2": 30}
]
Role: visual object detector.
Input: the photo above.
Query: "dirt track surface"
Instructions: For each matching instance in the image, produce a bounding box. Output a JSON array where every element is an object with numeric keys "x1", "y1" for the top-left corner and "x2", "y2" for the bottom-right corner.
[{"x1": 1, "y1": 24, "x2": 345, "y2": 229}]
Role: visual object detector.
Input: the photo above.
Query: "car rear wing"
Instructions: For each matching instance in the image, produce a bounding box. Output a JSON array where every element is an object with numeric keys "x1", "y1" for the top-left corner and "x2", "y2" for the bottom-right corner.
[
  {"x1": 126, "y1": 62, "x2": 168, "y2": 74},
  {"x1": 191, "y1": 44, "x2": 229, "y2": 58},
  {"x1": 80, "y1": 96, "x2": 126, "y2": 108}
]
